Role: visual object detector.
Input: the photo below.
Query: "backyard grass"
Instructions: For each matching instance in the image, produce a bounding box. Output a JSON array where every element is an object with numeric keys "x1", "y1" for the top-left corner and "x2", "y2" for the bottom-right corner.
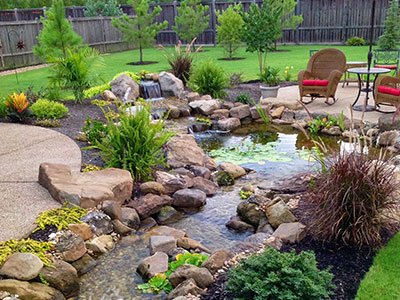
[
  {"x1": 0, "y1": 44, "x2": 375, "y2": 98},
  {"x1": 355, "y1": 232, "x2": 400, "y2": 300}
]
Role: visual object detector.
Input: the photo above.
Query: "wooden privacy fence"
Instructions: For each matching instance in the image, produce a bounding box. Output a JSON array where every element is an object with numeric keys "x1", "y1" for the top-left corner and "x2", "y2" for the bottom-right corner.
[{"x1": 0, "y1": 0, "x2": 392, "y2": 69}]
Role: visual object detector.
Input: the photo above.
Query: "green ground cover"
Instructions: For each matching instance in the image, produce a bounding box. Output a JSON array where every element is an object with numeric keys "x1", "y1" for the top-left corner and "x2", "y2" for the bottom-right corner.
[
  {"x1": 355, "y1": 232, "x2": 400, "y2": 300},
  {"x1": 0, "y1": 44, "x2": 373, "y2": 97}
]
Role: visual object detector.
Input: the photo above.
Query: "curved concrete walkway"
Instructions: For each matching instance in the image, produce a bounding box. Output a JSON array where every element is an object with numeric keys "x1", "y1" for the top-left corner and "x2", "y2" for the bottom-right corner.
[{"x1": 0, "y1": 124, "x2": 81, "y2": 241}]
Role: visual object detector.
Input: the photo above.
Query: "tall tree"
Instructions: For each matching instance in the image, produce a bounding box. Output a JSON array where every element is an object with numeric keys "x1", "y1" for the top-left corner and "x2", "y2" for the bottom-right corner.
[
  {"x1": 173, "y1": 0, "x2": 209, "y2": 48},
  {"x1": 216, "y1": 4, "x2": 244, "y2": 60},
  {"x1": 112, "y1": 0, "x2": 167, "y2": 64},
  {"x1": 33, "y1": 0, "x2": 83, "y2": 61},
  {"x1": 84, "y1": 0, "x2": 122, "y2": 17},
  {"x1": 378, "y1": 0, "x2": 400, "y2": 50},
  {"x1": 242, "y1": 1, "x2": 282, "y2": 74}
]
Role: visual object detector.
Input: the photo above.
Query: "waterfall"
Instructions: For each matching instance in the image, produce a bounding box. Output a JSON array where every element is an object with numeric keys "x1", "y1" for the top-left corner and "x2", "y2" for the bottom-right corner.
[{"x1": 139, "y1": 80, "x2": 163, "y2": 101}]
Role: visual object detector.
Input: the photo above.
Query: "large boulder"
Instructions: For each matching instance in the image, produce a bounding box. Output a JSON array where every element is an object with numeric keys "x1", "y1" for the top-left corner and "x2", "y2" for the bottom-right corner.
[
  {"x1": 0, "y1": 253, "x2": 43, "y2": 281},
  {"x1": 81, "y1": 211, "x2": 113, "y2": 235},
  {"x1": 155, "y1": 171, "x2": 191, "y2": 194},
  {"x1": 212, "y1": 171, "x2": 235, "y2": 186},
  {"x1": 137, "y1": 252, "x2": 169, "y2": 279},
  {"x1": 265, "y1": 200, "x2": 297, "y2": 228},
  {"x1": 149, "y1": 226, "x2": 186, "y2": 239},
  {"x1": 38, "y1": 163, "x2": 133, "y2": 208},
  {"x1": 39, "y1": 260, "x2": 79, "y2": 298},
  {"x1": 192, "y1": 177, "x2": 218, "y2": 196},
  {"x1": 110, "y1": 74, "x2": 140, "y2": 102},
  {"x1": 165, "y1": 135, "x2": 209, "y2": 168},
  {"x1": 154, "y1": 206, "x2": 182, "y2": 225},
  {"x1": 202, "y1": 249, "x2": 233, "y2": 274},
  {"x1": 272, "y1": 222, "x2": 306, "y2": 243},
  {"x1": 127, "y1": 194, "x2": 171, "y2": 219},
  {"x1": 244, "y1": 232, "x2": 272, "y2": 245},
  {"x1": 189, "y1": 99, "x2": 221, "y2": 115},
  {"x1": 191, "y1": 166, "x2": 211, "y2": 179},
  {"x1": 56, "y1": 231, "x2": 87, "y2": 262},
  {"x1": 377, "y1": 130, "x2": 399, "y2": 147},
  {"x1": 172, "y1": 189, "x2": 207, "y2": 208},
  {"x1": 226, "y1": 216, "x2": 254, "y2": 232},
  {"x1": 219, "y1": 162, "x2": 246, "y2": 179},
  {"x1": 120, "y1": 207, "x2": 141, "y2": 229},
  {"x1": 0, "y1": 280, "x2": 66, "y2": 300},
  {"x1": 237, "y1": 201, "x2": 264, "y2": 227},
  {"x1": 217, "y1": 118, "x2": 241, "y2": 131},
  {"x1": 229, "y1": 105, "x2": 251, "y2": 119},
  {"x1": 167, "y1": 278, "x2": 204, "y2": 300},
  {"x1": 140, "y1": 181, "x2": 166, "y2": 195},
  {"x1": 159, "y1": 71, "x2": 184, "y2": 97},
  {"x1": 169, "y1": 264, "x2": 214, "y2": 288},
  {"x1": 149, "y1": 235, "x2": 177, "y2": 255}
]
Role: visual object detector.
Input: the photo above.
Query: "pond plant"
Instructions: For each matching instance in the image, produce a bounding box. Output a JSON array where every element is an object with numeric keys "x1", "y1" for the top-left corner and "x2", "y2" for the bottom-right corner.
[{"x1": 307, "y1": 113, "x2": 345, "y2": 135}]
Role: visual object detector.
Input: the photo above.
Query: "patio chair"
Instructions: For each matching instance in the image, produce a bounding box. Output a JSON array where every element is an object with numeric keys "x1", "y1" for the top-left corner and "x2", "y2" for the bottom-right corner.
[
  {"x1": 298, "y1": 48, "x2": 347, "y2": 105},
  {"x1": 374, "y1": 73, "x2": 400, "y2": 111},
  {"x1": 373, "y1": 50, "x2": 399, "y2": 76}
]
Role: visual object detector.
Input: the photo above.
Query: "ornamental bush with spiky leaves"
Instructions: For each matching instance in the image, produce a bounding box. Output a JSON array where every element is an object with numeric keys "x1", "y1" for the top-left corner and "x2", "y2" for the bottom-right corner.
[
  {"x1": 33, "y1": 0, "x2": 83, "y2": 61},
  {"x1": 378, "y1": 0, "x2": 400, "y2": 50},
  {"x1": 112, "y1": 0, "x2": 168, "y2": 64}
]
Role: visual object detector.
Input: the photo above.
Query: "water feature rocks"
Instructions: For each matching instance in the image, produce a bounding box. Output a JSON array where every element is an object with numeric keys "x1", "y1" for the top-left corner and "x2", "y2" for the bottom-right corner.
[
  {"x1": 265, "y1": 200, "x2": 297, "y2": 228},
  {"x1": 0, "y1": 280, "x2": 66, "y2": 300},
  {"x1": 39, "y1": 260, "x2": 79, "y2": 298},
  {"x1": 203, "y1": 249, "x2": 233, "y2": 274},
  {"x1": 321, "y1": 125, "x2": 342, "y2": 136},
  {"x1": 101, "y1": 201, "x2": 122, "y2": 221},
  {"x1": 81, "y1": 211, "x2": 113, "y2": 235},
  {"x1": 149, "y1": 235, "x2": 177, "y2": 255},
  {"x1": 128, "y1": 194, "x2": 171, "y2": 219},
  {"x1": 244, "y1": 232, "x2": 272, "y2": 245},
  {"x1": 186, "y1": 91, "x2": 201, "y2": 102},
  {"x1": 379, "y1": 114, "x2": 400, "y2": 132},
  {"x1": 237, "y1": 201, "x2": 263, "y2": 227},
  {"x1": 86, "y1": 235, "x2": 114, "y2": 254},
  {"x1": 56, "y1": 231, "x2": 87, "y2": 262},
  {"x1": 101, "y1": 90, "x2": 117, "y2": 101},
  {"x1": 111, "y1": 219, "x2": 132, "y2": 235},
  {"x1": 167, "y1": 105, "x2": 181, "y2": 119},
  {"x1": 192, "y1": 177, "x2": 218, "y2": 196},
  {"x1": 150, "y1": 226, "x2": 186, "y2": 239},
  {"x1": 167, "y1": 278, "x2": 204, "y2": 300},
  {"x1": 377, "y1": 130, "x2": 399, "y2": 147},
  {"x1": 110, "y1": 74, "x2": 140, "y2": 102},
  {"x1": 38, "y1": 163, "x2": 133, "y2": 208},
  {"x1": 172, "y1": 189, "x2": 207, "y2": 208},
  {"x1": 0, "y1": 253, "x2": 43, "y2": 281},
  {"x1": 177, "y1": 237, "x2": 211, "y2": 253},
  {"x1": 71, "y1": 254, "x2": 97, "y2": 276},
  {"x1": 229, "y1": 104, "x2": 251, "y2": 120},
  {"x1": 155, "y1": 206, "x2": 182, "y2": 225},
  {"x1": 213, "y1": 171, "x2": 235, "y2": 186},
  {"x1": 139, "y1": 217, "x2": 158, "y2": 232},
  {"x1": 67, "y1": 223, "x2": 93, "y2": 241},
  {"x1": 140, "y1": 181, "x2": 166, "y2": 195},
  {"x1": 211, "y1": 109, "x2": 230, "y2": 120},
  {"x1": 159, "y1": 72, "x2": 184, "y2": 97},
  {"x1": 215, "y1": 117, "x2": 240, "y2": 131},
  {"x1": 219, "y1": 162, "x2": 246, "y2": 179},
  {"x1": 250, "y1": 105, "x2": 270, "y2": 120},
  {"x1": 156, "y1": 171, "x2": 189, "y2": 194},
  {"x1": 272, "y1": 222, "x2": 306, "y2": 243},
  {"x1": 226, "y1": 216, "x2": 254, "y2": 232},
  {"x1": 189, "y1": 99, "x2": 220, "y2": 115},
  {"x1": 137, "y1": 252, "x2": 169, "y2": 279},
  {"x1": 120, "y1": 207, "x2": 141, "y2": 230},
  {"x1": 191, "y1": 166, "x2": 211, "y2": 179},
  {"x1": 271, "y1": 106, "x2": 285, "y2": 118},
  {"x1": 169, "y1": 265, "x2": 214, "y2": 288}
]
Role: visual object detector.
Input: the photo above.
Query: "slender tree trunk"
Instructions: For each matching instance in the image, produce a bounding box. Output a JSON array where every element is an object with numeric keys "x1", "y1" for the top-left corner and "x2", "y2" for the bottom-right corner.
[
  {"x1": 139, "y1": 44, "x2": 143, "y2": 64},
  {"x1": 229, "y1": 43, "x2": 232, "y2": 59}
]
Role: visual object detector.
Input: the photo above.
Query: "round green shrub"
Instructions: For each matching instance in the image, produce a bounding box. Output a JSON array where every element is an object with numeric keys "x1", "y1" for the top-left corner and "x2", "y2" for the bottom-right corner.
[
  {"x1": 0, "y1": 98, "x2": 8, "y2": 118},
  {"x1": 189, "y1": 61, "x2": 228, "y2": 98},
  {"x1": 31, "y1": 99, "x2": 69, "y2": 119},
  {"x1": 346, "y1": 36, "x2": 366, "y2": 46},
  {"x1": 227, "y1": 247, "x2": 335, "y2": 300}
]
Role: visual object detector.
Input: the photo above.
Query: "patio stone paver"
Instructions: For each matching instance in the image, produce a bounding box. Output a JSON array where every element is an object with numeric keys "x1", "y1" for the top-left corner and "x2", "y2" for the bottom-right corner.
[
  {"x1": 0, "y1": 124, "x2": 81, "y2": 241},
  {"x1": 272, "y1": 84, "x2": 394, "y2": 123}
]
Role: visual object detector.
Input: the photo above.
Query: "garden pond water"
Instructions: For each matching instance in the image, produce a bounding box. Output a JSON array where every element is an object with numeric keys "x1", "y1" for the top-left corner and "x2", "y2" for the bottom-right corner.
[{"x1": 78, "y1": 124, "x2": 344, "y2": 299}]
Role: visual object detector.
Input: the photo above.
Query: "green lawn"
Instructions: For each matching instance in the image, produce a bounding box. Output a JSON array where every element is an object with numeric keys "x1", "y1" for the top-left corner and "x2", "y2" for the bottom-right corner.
[
  {"x1": 0, "y1": 44, "x2": 374, "y2": 98},
  {"x1": 355, "y1": 232, "x2": 400, "y2": 300}
]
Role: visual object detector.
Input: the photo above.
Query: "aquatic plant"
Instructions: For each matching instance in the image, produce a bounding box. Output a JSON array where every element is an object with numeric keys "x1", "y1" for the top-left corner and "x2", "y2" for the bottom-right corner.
[
  {"x1": 239, "y1": 190, "x2": 254, "y2": 199},
  {"x1": 137, "y1": 273, "x2": 172, "y2": 294},
  {"x1": 0, "y1": 239, "x2": 54, "y2": 266},
  {"x1": 307, "y1": 113, "x2": 345, "y2": 135},
  {"x1": 34, "y1": 203, "x2": 88, "y2": 232},
  {"x1": 166, "y1": 252, "x2": 208, "y2": 276},
  {"x1": 196, "y1": 117, "x2": 213, "y2": 126}
]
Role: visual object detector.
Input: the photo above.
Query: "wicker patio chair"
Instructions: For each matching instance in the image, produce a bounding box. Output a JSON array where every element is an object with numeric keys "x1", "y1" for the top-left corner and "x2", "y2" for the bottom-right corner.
[
  {"x1": 374, "y1": 73, "x2": 400, "y2": 111},
  {"x1": 298, "y1": 48, "x2": 347, "y2": 105},
  {"x1": 373, "y1": 50, "x2": 399, "y2": 76}
]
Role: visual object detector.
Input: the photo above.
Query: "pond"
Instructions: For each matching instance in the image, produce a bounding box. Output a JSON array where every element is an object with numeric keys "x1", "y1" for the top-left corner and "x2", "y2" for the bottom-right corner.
[{"x1": 78, "y1": 124, "x2": 343, "y2": 299}]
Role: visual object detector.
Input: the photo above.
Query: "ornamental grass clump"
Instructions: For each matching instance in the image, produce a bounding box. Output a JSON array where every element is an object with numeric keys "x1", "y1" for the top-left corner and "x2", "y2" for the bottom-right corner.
[
  {"x1": 0, "y1": 239, "x2": 54, "y2": 266},
  {"x1": 308, "y1": 151, "x2": 399, "y2": 248},
  {"x1": 227, "y1": 247, "x2": 334, "y2": 300}
]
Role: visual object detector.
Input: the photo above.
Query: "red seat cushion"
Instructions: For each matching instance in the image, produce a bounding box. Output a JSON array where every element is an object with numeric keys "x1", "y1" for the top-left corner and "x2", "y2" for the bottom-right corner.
[
  {"x1": 378, "y1": 86, "x2": 400, "y2": 96},
  {"x1": 375, "y1": 64, "x2": 398, "y2": 70},
  {"x1": 303, "y1": 79, "x2": 329, "y2": 86}
]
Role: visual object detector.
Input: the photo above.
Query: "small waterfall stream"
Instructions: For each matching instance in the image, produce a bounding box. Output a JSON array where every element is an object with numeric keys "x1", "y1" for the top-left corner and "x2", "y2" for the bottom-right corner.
[{"x1": 140, "y1": 80, "x2": 163, "y2": 101}]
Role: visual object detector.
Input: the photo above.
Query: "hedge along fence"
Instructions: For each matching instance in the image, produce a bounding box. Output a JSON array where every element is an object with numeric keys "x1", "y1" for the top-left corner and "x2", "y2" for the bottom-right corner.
[{"x1": 0, "y1": 0, "x2": 392, "y2": 69}]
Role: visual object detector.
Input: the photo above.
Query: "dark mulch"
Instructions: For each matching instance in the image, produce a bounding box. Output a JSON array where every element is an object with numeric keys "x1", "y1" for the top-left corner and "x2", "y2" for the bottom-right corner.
[
  {"x1": 127, "y1": 61, "x2": 159, "y2": 66},
  {"x1": 29, "y1": 225, "x2": 58, "y2": 242},
  {"x1": 217, "y1": 57, "x2": 246, "y2": 61}
]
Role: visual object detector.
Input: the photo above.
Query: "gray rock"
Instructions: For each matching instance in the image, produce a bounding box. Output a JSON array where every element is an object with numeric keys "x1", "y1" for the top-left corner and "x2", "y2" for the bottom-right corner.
[
  {"x1": 212, "y1": 171, "x2": 235, "y2": 186},
  {"x1": 190, "y1": 166, "x2": 211, "y2": 179},
  {"x1": 250, "y1": 105, "x2": 270, "y2": 120},
  {"x1": 86, "y1": 235, "x2": 114, "y2": 254},
  {"x1": 177, "y1": 237, "x2": 211, "y2": 253},
  {"x1": 56, "y1": 231, "x2": 87, "y2": 262},
  {"x1": 192, "y1": 177, "x2": 218, "y2": 196},
  {"x1": 210, "y1": 109, "x2": 230, "y2": 120},
  {"x1": 137, "y1": 252, "x2": 169, "y2": 279},
  {"x1": 165, "y1": 135, "x2": 208, "y2": 169},
  {"x1": 167, "y1": 105, "x2": 181, "y2": 119},
  {"x1": 0, "y1": 253, "x2": 43, "y2": 281},
  {"x1": 120, "y1": 207, "x2": 141, "y2": 230},
  {"x1": 172, "y1": 189, "x2": 207, "y2": 208},
  {"x1": 159, "y1": 72, "x2": 184, "y2": 97},
  {"x1": 219, "y1": 162, "x2": 246, "y2": 179},
  {"x1": 202, "y1": 249, "x2": 233, "y2": 274},
  {"x1": 149, "y1": 226, "x2": 186, "y2": 239},
  {"x1": 167, "y1": 278, "x2": 204, "y2": 300},
  {"x1": 229, "y1": 105, "x2": 251, "y2": 119},
  {"x1": 101, "y1": 200, "x2": 122, "y2": 221},
  {"x1": 272, "y1": 222, "x2": 306, "y2": 243},
  {"x1": 265, "y1": 200, "x2": 297, "y2": 228},
  {"x1": 189, "y1": 99, "x2": 220, "y2": 115},
  {"x1": 139, "y1": 217, "x2": 158, "y2": 232},
  {"x1": 110, "y1": 74, "x2": 140, "y2": 102},
  {"x1": 377, "y1": 130, "x2": 399, "y2": 147},
  {"x1": 140, "y1": 181, "x2": 166, "y2": 195},
  {"x1": 40, "y1": 260, "x2": 79, "y2": 298},
  {"x1": 81, "y1": 211, "x2": 113, "y2": 235},
  {"x1": 67, "y1": 223, "x2": 93, "y2": 241},
  {"x1": 169, "y1": 264, "x2": 214, "y2": 288},
  {"x1": 154, "y1": 206, "x2": 182, "y2": 225},
  {"x1": 217, "y1": 118, "x2": 241, "y2": 131},
  {"x1": 226, "y1": 216, "x2": 254, "y2": 232},
  {"x1": 244, "y1": 232, "x2": 272, "y2": 245},
  {"x1": 321, "y1": 125, "x2": 342, "y2": 136},
  {"x1": 128, "y1": 193, "x2": 171, "y2": 219},
  {"x1": 71, "y1": 254, "x2": 97, "y2": 276},
  {"x1": 0, "y1": 280, "x2": 66, "y2": 300},
  {"x1": 257, "y1": 217, "x2": 274, "y2": 234},
  {"x1": 111, "y1": 219, "x2": 133, "y2": 236},
  {"x1": 237, "y1": 201, "x2": 263, "y2": 227},
  {"x1": 150, "y1": 235, "x2": 177, "y2": 255},
  {"x1": 379, "y1": 114, "x2": 400, "y2": 132},
  {"x1": 228, "y1": 241, "x2": 262, "y2": 254},
  {"x1": 156, "y1": 171, "x2": 190, "y2": 194}
]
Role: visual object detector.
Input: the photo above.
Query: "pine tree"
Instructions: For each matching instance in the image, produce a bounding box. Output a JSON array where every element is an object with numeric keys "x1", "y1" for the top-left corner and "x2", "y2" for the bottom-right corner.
[
  {"x1": 173, "y1": 0, "x2": 209, "y2": 48},
  {"x1": 84, "y1": 0, "x2": 122, "y2": 17},
  {"x1": 378, "y1": 0, "x2": 400, "y2": 50},
  {"x1": 112, "y1": 0, "x2": 167, "y2": 64},
  {"x1": 33, "y1": 0, "x2": 83, "y2": 61},
  {"x1": 216, "y1": 4, "x2": 244, "y2": 60}
]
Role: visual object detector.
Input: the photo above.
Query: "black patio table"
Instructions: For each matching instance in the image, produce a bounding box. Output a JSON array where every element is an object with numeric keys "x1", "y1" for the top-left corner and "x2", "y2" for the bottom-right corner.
[{"x1": 347, "y1": 67, "x2": 391, "y2": 111}]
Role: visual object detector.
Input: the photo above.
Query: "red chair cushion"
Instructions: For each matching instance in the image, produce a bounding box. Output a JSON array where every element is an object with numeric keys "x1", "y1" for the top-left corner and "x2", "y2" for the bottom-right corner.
[
  {"x1": 303, "y1": 79, "x2": 329, "y2": 86},
  {"x1": 375, "y1": 64, "x2": 398, "y2": 70},
  {"x1": 378, "y1": 86, "x2": 400, "y2": 96}
]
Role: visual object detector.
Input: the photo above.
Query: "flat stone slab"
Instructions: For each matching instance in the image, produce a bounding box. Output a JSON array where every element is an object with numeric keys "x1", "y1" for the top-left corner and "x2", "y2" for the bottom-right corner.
[{"x1": 0, "y1": 124, "x2": 82, "y2": 241}]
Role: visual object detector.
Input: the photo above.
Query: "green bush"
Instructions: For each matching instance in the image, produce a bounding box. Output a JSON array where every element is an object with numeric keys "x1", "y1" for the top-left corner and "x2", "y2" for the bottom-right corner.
[
  {"x1": 235, "y1": 93, "x2": 252, "y2": 104},
  {"x1": 82, "y1": 118, "x2": 108, "y2": 145},
  {"x1": 378, "y1": 0, "x2": 400, "y2": 50},
  {"x1": 0, "y1": 98, "x2": 8, "y2": 118},
  {"x1": 83, "y1": 83, "x2": 112, "y2": 99},
  {"x1": 227, "y1": 247, "x2": 334, "y2": 300},
  {"x1": 91, "y1": 104, "x2": 174, "y2": 181},
  {"x1": 31, "y1": 99, "x2": 69, "y2": 119},
  {"x1": 189, "y1": 61, "x2": 228, "y2": 98},
  {"x1": 260, "y1": 66, "x2": 281, "y2": 86},
  {"x1": 346, "y1": 37, "x2": 366, "y2": 46}
]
